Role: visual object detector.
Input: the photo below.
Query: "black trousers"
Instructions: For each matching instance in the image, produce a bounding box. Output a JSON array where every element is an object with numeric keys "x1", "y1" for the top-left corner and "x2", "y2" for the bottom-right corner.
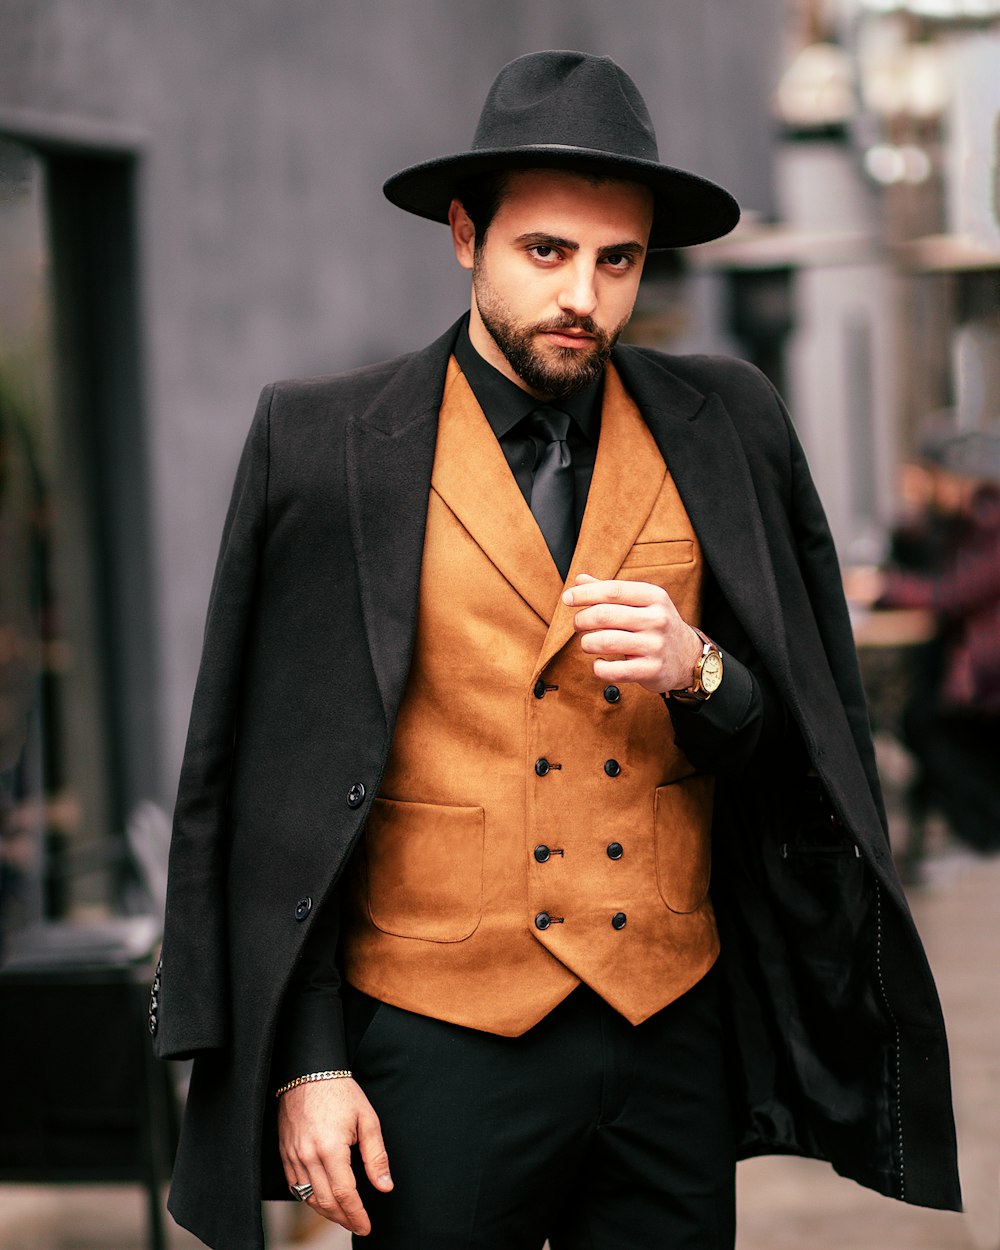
[{"x1": 345, "y1": 968, "x2": 736, "y2": 1250}]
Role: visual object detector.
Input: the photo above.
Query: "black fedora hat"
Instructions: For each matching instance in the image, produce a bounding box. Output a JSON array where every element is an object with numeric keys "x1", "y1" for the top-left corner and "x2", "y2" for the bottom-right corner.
[{"x1": 384, "y1": 50, "x2": 740, "y2": 250}]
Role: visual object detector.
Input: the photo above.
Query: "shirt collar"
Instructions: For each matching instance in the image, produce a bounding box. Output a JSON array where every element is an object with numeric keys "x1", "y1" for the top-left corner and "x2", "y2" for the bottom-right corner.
[{"x1": 453, "y1": 316, "x2": 602, "y2": 441}]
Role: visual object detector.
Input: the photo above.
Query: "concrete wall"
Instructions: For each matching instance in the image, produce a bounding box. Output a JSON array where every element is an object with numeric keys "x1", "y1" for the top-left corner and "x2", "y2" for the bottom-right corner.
[{"x1": 0, "y1": 0, "x2": 785, "y2": 796}]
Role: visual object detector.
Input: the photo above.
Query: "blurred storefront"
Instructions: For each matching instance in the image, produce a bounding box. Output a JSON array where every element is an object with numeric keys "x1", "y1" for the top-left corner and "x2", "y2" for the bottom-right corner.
[{"x1": 687, "y1": 0, "x2": 1000, "y2": 562}]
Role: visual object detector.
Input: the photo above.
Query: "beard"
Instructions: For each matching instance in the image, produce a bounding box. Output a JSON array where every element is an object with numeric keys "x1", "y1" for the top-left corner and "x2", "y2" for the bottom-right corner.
[{"x1": 473, "y1": 259, "x2": 630, "y2": 399}]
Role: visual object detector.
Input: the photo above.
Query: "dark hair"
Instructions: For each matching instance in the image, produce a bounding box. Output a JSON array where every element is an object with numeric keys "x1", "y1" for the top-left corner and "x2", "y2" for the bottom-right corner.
[
  {"x1": 455, "y1": 167, "x2": 641, "y2": 253},
  {"x1": 454, "y1": 171, "x2": 510, "y2": 252}
]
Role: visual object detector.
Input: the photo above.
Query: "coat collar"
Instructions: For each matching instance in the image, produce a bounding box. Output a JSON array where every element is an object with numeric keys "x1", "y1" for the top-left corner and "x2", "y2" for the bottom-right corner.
[
  {"x1": 610, "y1": 345, "x2": 792, "y2": 691},
  {"x1": 344, "y1": 320, "x2": 459, "y2": 729}
]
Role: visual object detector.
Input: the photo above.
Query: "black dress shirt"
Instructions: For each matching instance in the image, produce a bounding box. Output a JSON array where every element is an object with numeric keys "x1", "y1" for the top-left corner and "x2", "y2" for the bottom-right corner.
[{"x1": 453, "y1": 319, "x2": 601, "y2": 536}]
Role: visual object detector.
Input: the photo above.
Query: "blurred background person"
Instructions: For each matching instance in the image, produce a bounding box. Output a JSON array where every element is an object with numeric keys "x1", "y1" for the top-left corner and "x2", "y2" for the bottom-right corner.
[{"x1": 875, "y1": 431, "x2": 1000, "y2": 856}]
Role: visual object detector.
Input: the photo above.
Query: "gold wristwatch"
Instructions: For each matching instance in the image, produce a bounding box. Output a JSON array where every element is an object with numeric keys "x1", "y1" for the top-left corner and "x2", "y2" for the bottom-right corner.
[{"x1": 666, "y1": 628, "x2": 724, "y2": 704}]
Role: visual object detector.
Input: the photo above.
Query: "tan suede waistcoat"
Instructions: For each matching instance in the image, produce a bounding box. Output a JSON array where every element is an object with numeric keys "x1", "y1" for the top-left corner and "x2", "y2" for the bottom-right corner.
[{"x1": 341, "y1": 358, "x2": 719, "y2": 1036}]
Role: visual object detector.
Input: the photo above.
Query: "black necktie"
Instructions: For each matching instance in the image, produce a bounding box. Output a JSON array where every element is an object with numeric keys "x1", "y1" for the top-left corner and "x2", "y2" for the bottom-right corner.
[{"x1": 528, "y1": 406, "x2": 575, "y2": 580}]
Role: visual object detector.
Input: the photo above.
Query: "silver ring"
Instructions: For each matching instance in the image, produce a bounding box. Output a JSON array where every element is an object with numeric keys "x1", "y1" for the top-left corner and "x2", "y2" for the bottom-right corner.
[{"x1": 290, "y1": 1182, "x2": 314, "y2": 1202}]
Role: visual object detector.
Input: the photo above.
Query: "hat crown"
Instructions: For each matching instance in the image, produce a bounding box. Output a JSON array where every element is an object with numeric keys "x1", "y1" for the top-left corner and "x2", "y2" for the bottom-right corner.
[{"x1": 471, "y1": 51, "x2": 660, "y2": 164}]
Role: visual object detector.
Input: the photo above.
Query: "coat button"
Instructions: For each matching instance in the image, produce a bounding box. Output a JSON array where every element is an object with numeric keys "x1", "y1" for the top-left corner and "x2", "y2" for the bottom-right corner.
[
  {"x1": 534, "y1": 845, "x2": 551, "y2": 863},
  {"x1": 606, "y1": 842, "x2": 624, "y2": 860},
  {"x1": 604, "y1": 759, "x2": 621, "y2": 777},
  {"x1": 611, "y1": 912, "x2": 627, "y2": 930},
  {"x1": 294, "y1": 897, "x2": 312, "y2": 921},
  {"x1": 603, "y1": 685, "x2": 621, "y2": 704},
  {"x1": 533, "y1": 679, "x2": 547, "y2": 699},
  {"x1": 535, "y1": 758, "x2": 551, "y2": 777},
  {"x1": 347, "y1": 783, "x2": 366, "y2": 808},
  {"x1": 534, "y1": 912, "x2": 552, "y2": 931}
]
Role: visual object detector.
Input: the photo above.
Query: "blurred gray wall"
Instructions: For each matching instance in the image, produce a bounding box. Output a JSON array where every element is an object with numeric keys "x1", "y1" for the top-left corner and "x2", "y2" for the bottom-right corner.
[{"x1": 0, "y1": 0, "x2": 784, "y2": 795}]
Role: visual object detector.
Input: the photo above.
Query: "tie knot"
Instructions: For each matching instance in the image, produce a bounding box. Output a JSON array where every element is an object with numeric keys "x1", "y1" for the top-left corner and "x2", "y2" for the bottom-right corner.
[{"x1": 529, "y1": 406, "x2": 571, "y2": 444}]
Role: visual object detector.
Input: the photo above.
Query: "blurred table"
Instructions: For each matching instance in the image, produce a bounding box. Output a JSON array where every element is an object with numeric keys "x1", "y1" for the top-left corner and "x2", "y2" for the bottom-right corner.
[
  {"x1": 0, "y1": 918, "x2": 178, "y2": 1250},
  {"x1": 850, "y1": 606, "x2": 936, "y2": 650},
  {"x1": 850, "y1": 607, "x2": 938, "y2": 881}
]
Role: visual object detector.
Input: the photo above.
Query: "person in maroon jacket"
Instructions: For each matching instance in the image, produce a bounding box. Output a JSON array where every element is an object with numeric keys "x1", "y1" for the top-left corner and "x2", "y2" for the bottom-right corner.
[{"x1": 878, "y1": 430, "x2": 1000, "y2": 852}]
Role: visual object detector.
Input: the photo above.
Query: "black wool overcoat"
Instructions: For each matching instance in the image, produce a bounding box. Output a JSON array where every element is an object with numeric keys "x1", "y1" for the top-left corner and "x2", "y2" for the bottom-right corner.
[{"x1": 152, "y1": 319, "x2": 961, "y2": 1250}]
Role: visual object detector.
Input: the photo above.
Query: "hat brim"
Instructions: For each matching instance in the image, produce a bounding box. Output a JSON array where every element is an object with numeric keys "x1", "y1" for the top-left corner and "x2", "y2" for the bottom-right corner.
[{"x1": 383, "y1": 145, "x2": 740, "y2": 249}]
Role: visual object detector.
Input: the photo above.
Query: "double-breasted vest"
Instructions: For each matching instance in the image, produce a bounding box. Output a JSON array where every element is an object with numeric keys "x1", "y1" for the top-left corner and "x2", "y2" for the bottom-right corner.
[{"x1": 342, "y1": 358, "x2": 717, "y2": 1032}]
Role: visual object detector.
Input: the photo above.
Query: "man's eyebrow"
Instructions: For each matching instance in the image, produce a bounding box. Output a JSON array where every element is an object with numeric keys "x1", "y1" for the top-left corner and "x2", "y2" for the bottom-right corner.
[
  {"x1": 513, "y1": 232, "x2": 647, "y2": 256},
  {"x1": 514, "y1": 232, "x2": 580, "y2": 251},
  {"x1": 598, "y1": 241, "x2": 646, "y2": 257}
]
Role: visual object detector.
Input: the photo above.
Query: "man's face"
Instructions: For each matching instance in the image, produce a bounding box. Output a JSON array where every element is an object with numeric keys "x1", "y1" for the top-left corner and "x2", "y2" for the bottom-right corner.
[{"x1": 451, "y1": 169, "x2": 654, "y2": 399}]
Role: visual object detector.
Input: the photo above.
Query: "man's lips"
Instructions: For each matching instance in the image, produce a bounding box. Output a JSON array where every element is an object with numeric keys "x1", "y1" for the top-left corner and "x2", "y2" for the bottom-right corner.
[{"x1": 540, "y1": 329, "x2": 597, "y2": 349}]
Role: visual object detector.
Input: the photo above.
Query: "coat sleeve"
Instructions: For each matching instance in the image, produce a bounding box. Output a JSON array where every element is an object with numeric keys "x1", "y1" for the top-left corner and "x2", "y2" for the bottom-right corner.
[
  {"x1": 665, "y1": 616, "x2": 790, "y2": 775},
  {"x1": 152, "y1": 385, "x2": 273, "y2": 1060}
]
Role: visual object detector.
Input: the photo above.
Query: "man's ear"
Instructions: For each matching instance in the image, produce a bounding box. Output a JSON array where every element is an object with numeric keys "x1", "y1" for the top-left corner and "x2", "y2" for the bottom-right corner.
[{"x1": 448, "y1": 199, "x2": 476, "y2": 271}]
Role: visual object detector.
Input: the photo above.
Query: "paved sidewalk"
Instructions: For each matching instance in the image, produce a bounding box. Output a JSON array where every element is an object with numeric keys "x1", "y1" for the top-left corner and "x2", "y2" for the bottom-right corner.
[{"x1": 2, "y1": 856, "x2": 997, "y2": 1250}]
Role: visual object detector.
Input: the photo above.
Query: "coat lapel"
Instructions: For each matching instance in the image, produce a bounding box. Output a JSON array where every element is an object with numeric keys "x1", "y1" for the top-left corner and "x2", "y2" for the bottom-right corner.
[
  {"x1": 534, "y1": 362, "x2": 666, "y2": 676},
  {"x1": 431, "y1": 359, "x2": 564, "y2": 624},
  {"x1": 345, "y1": 322, "x2": 459, "y2": 730},
  {"x1": 611, "y1": 346, "x2": 792, "y2": 688}
]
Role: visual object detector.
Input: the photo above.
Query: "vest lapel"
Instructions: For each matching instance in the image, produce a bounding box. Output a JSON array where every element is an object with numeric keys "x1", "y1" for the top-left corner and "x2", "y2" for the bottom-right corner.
[
  {"x1": 432, "y1": 359, "x2": 564, "y2": 624},
  {"x1": 534, "y1": 363, "x2": 666, "y2": 676}
]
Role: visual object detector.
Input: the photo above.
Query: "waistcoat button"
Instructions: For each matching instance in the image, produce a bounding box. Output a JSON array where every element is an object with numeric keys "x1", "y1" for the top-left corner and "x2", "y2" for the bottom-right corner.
[
  {"x1": 347, "y1": 782, "x2": 366, "y2": 808},
  {"x1": 294, "y1": 897, "x2": 313, "y2": 921},
  {"x1": 533, "y1": 679, "x2": 547, "y2": 699},
  {"x1": 534, "y1": 912, "x2": 552, "y2": 931},
  {"x1": 533, "y1": 845, "x2": 551, "y2": 863},
  {"x1": 606, "y1": 842, "x2": 624, "y2": 860},
  {"x1": 535, "y1": 758, "x2": 551, "y2": 777},
  {"x1": 611, "y1": 911, "x2": 627, "y2": 930},
  {"x1": 604, "y1": 759, "x2": 621, "y2": 777},
  {"x1": 603, "y1": 685, "x2": 621, "y2": 704}
]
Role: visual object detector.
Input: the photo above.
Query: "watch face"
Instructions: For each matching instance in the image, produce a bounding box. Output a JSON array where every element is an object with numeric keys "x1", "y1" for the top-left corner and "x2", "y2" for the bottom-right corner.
[{"x1": 700, "y1": 650, "x2": 724, "y2": 693}]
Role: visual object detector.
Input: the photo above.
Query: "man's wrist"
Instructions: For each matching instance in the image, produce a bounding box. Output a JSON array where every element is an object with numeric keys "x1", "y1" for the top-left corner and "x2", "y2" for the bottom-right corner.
[
  {"x1": 275, "y1": 1069, "x2": 353, "y2": 1098},
  {"x1": 662, "y1": 628, "x2": 724, "y2": 704}
]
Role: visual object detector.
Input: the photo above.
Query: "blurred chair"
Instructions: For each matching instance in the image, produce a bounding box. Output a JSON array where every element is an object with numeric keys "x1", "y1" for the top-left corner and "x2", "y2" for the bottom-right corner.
[{"x1": 0, "y1": 910, "x2": 178, "y2": 1250}]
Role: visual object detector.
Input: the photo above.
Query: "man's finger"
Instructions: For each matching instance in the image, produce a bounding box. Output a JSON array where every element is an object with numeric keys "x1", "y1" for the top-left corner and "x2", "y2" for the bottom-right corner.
[
  {"x1": 315, "y1": 1144, "x2": 372, "y2": 1236},
  {"x1": 358, "y1": 1109, "x2": 394, "y2": 1192},
  {"x1": 572, "y1": 603, "x2": 663, "y2": 634},
  {"x1": 592, "y1": 655, "x2": 662, "y2": 683},
  {"x1": 563, "y1": 577, "x2": 668, "y2": 608},
  {"x1": 578, "y1": 629, "x2": 656, "y2": 657}
]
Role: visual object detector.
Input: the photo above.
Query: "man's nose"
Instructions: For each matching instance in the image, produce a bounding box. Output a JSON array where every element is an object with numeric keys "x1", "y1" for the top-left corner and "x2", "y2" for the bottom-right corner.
[{"x1": 557, "y1": 261, "x2": 598, "y2": 319}]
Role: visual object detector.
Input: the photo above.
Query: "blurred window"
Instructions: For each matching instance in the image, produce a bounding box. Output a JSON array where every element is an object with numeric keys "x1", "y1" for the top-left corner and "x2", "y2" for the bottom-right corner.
[{"x1": 0, "y1": 137, "x2": 158, "y2": 950}]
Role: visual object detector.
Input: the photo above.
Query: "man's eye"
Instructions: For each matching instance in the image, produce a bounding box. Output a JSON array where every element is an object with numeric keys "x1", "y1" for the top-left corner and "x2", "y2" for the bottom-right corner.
[
  {"x1": 604, "y1": 253, "x2": 633, "y2": 270},
  {"x1": 530, "y1": 245, "x2": 557, "y2": 260}
]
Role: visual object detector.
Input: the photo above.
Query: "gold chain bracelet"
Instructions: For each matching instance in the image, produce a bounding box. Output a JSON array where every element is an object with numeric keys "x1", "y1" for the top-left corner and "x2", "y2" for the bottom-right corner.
[{"x1": 274, "y1": 1069, "x2": 353, "y2": 1098}]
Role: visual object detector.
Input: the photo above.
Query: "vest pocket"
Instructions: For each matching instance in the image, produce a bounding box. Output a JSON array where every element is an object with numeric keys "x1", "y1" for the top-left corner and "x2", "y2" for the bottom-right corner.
[
  {"x1": 364, "y1": 797, "x2": 485, "y2": 942},
  {"x1": 654, "y1": 774, "x2": 715, "y2": 914},
  {"x1": 620, "y1": 539, "x2": 694, "y2": 568}
]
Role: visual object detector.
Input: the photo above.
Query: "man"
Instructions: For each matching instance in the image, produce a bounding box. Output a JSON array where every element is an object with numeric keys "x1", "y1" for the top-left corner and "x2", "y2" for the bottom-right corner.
[{"x1": 151, "y1": 51, "x2": 960, "y2": 1250}]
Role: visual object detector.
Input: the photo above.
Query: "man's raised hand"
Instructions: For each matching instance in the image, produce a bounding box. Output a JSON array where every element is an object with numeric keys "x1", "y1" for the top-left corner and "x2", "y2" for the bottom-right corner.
[{"x1": 562, "y1": 572, "x2": 702, "y2": 694}]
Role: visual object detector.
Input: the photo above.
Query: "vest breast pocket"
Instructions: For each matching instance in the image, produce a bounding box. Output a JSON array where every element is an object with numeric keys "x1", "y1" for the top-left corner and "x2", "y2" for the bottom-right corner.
[
  {"x1": 363, "y1": 797, "x2": 485, "y2": 942},
  {"x1": 654, "y1": 774, "x2": 715, "y2": 914},
  {"x1": 619, "y1": 540, "x2": 700, "y2": 621},
  {"x1": 619, "y1": 539, "x2": 694, "y2": 570}
]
